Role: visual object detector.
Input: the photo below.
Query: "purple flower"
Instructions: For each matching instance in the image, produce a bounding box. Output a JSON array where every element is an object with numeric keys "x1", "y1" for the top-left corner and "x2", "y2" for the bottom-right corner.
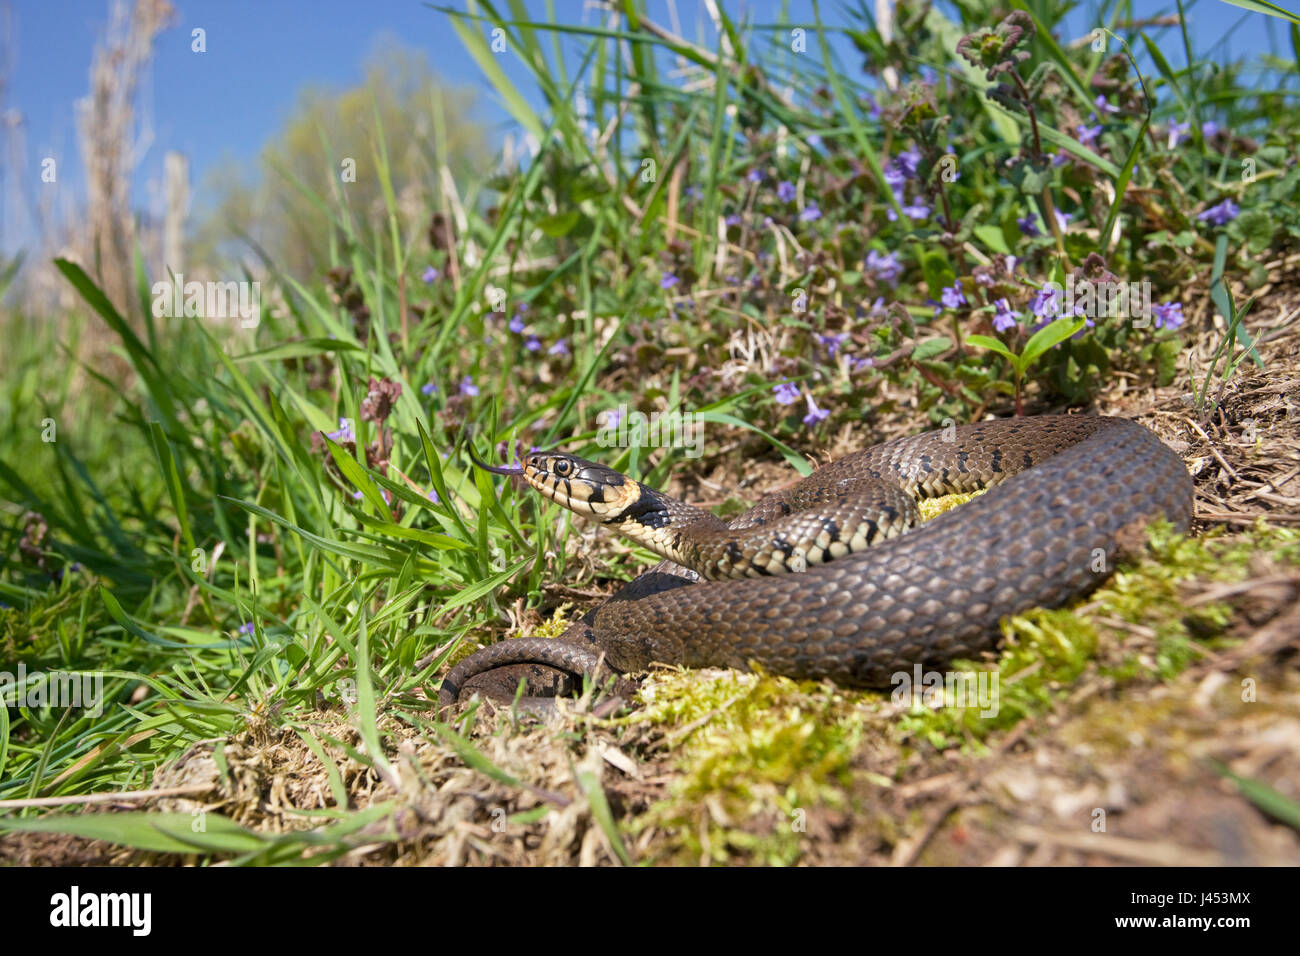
[
  {"x1": 525, "y1": 335, "x2": 541, "y2": 352},
  {"x1": 772, "y1": 382, "x2": 800, "y2": 405},
  {"x1": 239, "y1": 621, "x2": 255, "y2": 636},
  {"x1": 1017, "y1": 214, "x2": 1042, "y2": 238},
  {"x1": 807, "y1": 134, "x2": 824, "y2": 150},
  {"x1": 799, "y1": 203, "x2": 822, "y2": 222},
  {"x1": 326, "y1": 418, "x2": 355, "y2": 443},
  {"x1": 1054, "y1": 209, "x2": 1073, "y2": 232},
  {"x1": 352, "y1": 491, "x2": 364, "y2": 500},
  {"x1": 865, "y1": 95, "x2": 881, "y2": 120},
  {"x1": 1076, "y1": 123, "x2": 1103, "y2": 147},
  {"x1": 1052, "y1": 150, "x2": 1070, "y2": 167},
  {"x1": 548, "y1": 339, "x2": 569, "y2": 356},
  {"x1": 895, "y1": 146, "x2": 923, "y2": 179},
  {"x1": 1030, "y1": 287, "x2": 1062, "y2": 320},
  {"x1": 902, "y1": 199, "x2": 930, "y2": 220},
  {"x1": 1029, "y1": 287, "x2": 1091, "y2": 331},
  {"x1": 602, "y1": 407, "x2": 623, "y2": 428},
  {"x1": 661, "y1": 273, "x2": 679, "y2": 289},
  {"x1": 421, "y1": 382, "x2": 438, "y2": 396},
  {"x1": 992, "y1": 299, "x2": 1019, "y2": 332},
  {"x1": 1169, "y1": 120, "x2": 1191, "y2": 147},
  {"x1": 747, "y1": 168, "x2": 764, "y2": 184},
  {"x1": 817, "y1": 332, "x2": 848, "y2": 357},
  {"x1": 422, "y1": 265, "x2": 439, "y2": 283},
  {"x1": 883, "y1": 166, "x2": 906, "y2": 192},
  {"x1": 1201, "y1": 120, "x2": 1220, "y2": 139},
  {"x1": 459, "y1": 375, "x2": 479, "y2": 397},
  {"x1": 508, "y1": 313, "x2": 525, "y2": 333},
  {"x1": 777, "y1": 181, "x2": 796, "y2": 202},
  {"x1": 1094, "y1": 95, "x2": 1119, "y2": 116},
  {"x1": 802, "y1": 394, "x2": 830, "y2": 427},
  {"x1": 1152, "y1": 301, "x2": 1185, "y2": 330},
  {"x1": 848, "y1": 355, "x2": 875, "y2": 372},
  {"x1": 865, "y1": 249, "x2": 903, "y2": 285},
  {"x1": 1197, "y1": 199, "x2": 1239, "y2": 226},
  {"x1": 427, "y1": 488, "x2": 441, "y2": 504},
  {"x1": 940, "y1": 281, "x2": 967, "y2": 311},
  {"x1": 725, "y1": 213, "x2": 743, "y2": 227},
  {"x1": 685, "y1": 185, "x2": 703, "y2": 200}
]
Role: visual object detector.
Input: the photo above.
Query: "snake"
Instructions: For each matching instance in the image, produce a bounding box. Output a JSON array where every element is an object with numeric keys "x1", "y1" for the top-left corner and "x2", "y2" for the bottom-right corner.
[{"x1": 437, "y1": 415, "x2": 1193, "y2": 715}]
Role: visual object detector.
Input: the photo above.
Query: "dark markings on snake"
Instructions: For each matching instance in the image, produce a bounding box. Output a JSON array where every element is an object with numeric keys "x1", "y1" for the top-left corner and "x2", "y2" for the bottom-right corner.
[{"x1": 621, "y1": 492, "x2": 672, "y2": 529}]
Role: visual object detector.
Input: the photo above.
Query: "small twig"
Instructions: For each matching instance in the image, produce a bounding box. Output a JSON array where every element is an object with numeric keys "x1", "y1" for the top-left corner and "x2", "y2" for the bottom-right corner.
[{"x1": 0, "y1": 784, "x2": 211, "y2": 810}]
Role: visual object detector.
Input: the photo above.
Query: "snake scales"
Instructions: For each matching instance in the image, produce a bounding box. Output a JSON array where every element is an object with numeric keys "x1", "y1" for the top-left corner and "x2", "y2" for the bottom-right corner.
[{"x1": 438, "y1": 415, "x2": 1193, "y2": 715}]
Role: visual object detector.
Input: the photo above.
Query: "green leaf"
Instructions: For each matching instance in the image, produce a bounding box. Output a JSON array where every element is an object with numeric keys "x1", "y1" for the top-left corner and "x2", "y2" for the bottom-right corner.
[
  {"x1": 537, "y1": 210, "x2": 583, "y2": 237},
  {"x1": 231, "y1": 338, "x2": 363, "y2": 362},
  {"x1": 1021, "y1": 317, "x2": 1087, "y2": 367},
  {"x1": 693, "y1": 411, "x2": 811, "y2": 476},
  {"x1": 441, "y1": 555, "x2": 534, "y2": 612},
  {"x1": 966, "y1": 334, "x2": 1018, "y2": 362},
  {"x1": 0, "y1": 812, "x2": 266, "y2": 855},
  {"x1": 1234, "y1": 208, "x2": 1277, "y2": 254},
  {"x1": 912, "y1": 337, "x2": 953, "y2": 361},
  {"x1": 1155, "y1": 338, "x2": 1181, "y2": 386},
  {"x1": 149, "y1": 421, "x2": 194, "y2": 555},
  {"x1": 973, "y1": 224, "x2": 1010, "y2": 255},
  {"x1": 325, "y1": 437, "x2": 390, "y2": 518},
  {"x1": 447, "y1": 2, "x2": 545, "y2": 141},
  {"x1": 1214, "y1": 0, "x2": 1299, "y2": 25},
  {"x1": 576, "y1": 766, "x2": 633, "y2": 865},
  {"x1": 921, "y1": 252, "x2": 956, "y2": 300},
  {"x1": 1009, "y1": 156, "x2": 1053, "y2": 195},
  {"x1": 1210, "y1": 760, "x2": 1300, "y2": 830}
]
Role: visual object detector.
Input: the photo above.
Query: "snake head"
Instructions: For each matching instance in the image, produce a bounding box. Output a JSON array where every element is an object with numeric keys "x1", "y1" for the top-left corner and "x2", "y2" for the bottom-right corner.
[
  {"x1": 467, "y1": 440, "x2": 641, "y2": 519},
  {"x1": 516, "y1": 452, "x2": 642, "y2": 518}
]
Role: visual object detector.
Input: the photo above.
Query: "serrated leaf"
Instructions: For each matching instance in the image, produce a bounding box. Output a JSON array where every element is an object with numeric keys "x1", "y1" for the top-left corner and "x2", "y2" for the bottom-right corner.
[{"x1": 912, "y1": 337, "x2": 953, "y2": 361}]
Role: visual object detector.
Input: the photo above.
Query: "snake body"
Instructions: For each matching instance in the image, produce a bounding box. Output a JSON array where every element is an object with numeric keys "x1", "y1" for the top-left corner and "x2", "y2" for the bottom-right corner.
[{"x1": 439, "y1": 416, "x2": 1192, "y2": 713}]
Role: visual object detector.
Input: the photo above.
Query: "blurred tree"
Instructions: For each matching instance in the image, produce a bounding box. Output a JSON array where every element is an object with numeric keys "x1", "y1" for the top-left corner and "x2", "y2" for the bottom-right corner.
[{"x1": 190, "y1": 38, "x2": 487, "y2": 284}]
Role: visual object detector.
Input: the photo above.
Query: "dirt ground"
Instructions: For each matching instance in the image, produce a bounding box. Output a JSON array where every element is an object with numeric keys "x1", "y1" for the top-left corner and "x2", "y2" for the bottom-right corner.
[{"x1": 4, "y1": 266, "x2": 1298, "y2": 867}]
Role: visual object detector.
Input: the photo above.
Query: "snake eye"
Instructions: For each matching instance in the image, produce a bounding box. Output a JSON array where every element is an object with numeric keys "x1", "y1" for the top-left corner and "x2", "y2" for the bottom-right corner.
[{"x1": 553, "y1": 458, "x2": 571, "y2": 476}]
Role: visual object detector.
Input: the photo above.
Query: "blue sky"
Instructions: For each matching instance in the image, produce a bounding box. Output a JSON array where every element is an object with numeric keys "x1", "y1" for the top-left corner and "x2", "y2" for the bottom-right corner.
[{"x1": 2, "y1": 0, "x2": 1292, "y2": 255}]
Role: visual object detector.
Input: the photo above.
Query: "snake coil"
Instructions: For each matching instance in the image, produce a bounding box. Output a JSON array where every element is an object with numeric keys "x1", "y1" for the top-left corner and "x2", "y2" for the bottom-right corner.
[{"x1": 439, "y1": 415, "x2": 1193, "y2": 716}]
